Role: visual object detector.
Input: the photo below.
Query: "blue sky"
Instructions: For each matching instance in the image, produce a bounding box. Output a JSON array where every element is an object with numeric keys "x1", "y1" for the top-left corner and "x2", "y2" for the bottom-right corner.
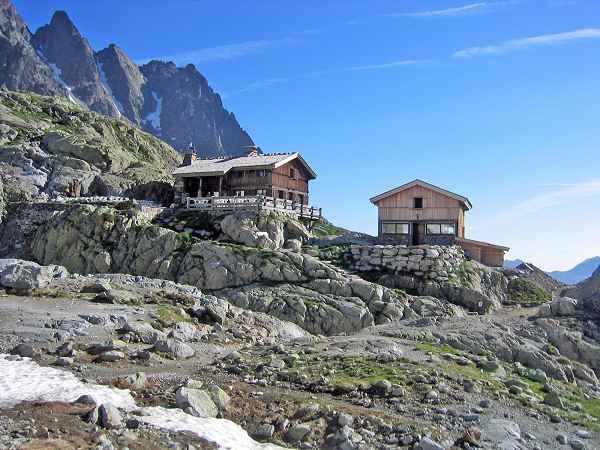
[{"x1": 16, "y1": 0, "x2": 600, "y2": 271}]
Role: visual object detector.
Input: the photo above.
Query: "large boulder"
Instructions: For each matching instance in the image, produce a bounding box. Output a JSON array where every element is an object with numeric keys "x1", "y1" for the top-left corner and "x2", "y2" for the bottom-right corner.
[
  {"x1": 175, "y1": 387, "x2": 218, "y2": 417},
  {"x1": 0, "y1": 259, "x2": 68, "y2": 290}
]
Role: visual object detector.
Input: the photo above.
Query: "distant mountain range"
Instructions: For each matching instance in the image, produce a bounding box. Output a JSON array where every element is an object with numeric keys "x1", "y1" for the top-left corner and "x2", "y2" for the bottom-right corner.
[
  {"x1": 504, "y1": 259, "x2": 524, "y2": 270},
  {"x1": 505, "y1": 257, "x2": 600, "y2": 284},
  {"x1": 548, "y1": 257, "x2": 600, "y2": 285},
  {"x1": 0, "y1": 0, "x2": 253, "y2": 156}
]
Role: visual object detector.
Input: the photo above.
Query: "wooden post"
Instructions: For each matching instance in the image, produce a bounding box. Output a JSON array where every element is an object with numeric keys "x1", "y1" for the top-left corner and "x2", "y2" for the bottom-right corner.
[
  {"x1": 218, "y1": 177, "x2": 223, "y2": 196},
  {"x1": 198, "y1": 177, "x2": 203, "y2": 198}
]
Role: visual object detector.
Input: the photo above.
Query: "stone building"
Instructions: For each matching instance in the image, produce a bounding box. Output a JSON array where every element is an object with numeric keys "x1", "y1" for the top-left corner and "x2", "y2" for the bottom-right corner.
[{"x1": 370, "y1": 179, "x2": 509, "y2": 267}]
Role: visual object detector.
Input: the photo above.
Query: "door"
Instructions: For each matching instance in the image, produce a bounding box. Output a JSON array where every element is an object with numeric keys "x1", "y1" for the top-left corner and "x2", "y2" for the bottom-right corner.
[{"x1": 411, "y1": 223, "x2": 424, "y2": 245}]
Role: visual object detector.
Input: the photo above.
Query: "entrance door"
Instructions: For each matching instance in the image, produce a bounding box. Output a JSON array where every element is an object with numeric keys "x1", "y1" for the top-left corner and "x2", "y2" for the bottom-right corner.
[{"x1": 411, "y1": 223, "x2": 424, "y2": 245}]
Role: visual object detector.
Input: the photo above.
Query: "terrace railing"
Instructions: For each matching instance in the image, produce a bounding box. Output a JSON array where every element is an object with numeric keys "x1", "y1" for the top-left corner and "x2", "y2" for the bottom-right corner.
[{"x1": 184, "y1": 195, "x2": 322, "y2": 219}]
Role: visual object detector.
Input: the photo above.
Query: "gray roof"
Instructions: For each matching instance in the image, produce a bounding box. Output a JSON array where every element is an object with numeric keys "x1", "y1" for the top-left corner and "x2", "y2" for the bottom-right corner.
[
  {"x1": 173, "y1": 152, "x2": 317, "y2": 179},
  {"x1": 370, "y1": 179, "x2": 472, "y2": 210}
]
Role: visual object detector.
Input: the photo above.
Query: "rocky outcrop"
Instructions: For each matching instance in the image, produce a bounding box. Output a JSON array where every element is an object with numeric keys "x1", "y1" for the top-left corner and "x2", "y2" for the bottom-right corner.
[
  {"x1": 0, "y1": 90, "x2": 181, "y2": 202},
  {"x1": 563, "y1": 265, "x2": 600, "y2": 306},
  {"x1": 0, "y1": 258, "x2": 68, "y2": 290},
  {"x1": 32, "y1": 11, "x2": 120, "y2": 117},
  {"x1": 219, "y1": 210, "x2": 310, "y2": 250},
  {"x1": 28, "y1": 205, "x2": 416, "y2": 334},
  {"x1": 0, "y1": 0, "x2": 65, "y2": 97},
  {"x1": 0, "y1": 1, "x2": 253, "y2": 155},
  {"x1": 347, "y1": 245, "x2": 508, "y2": 313}
]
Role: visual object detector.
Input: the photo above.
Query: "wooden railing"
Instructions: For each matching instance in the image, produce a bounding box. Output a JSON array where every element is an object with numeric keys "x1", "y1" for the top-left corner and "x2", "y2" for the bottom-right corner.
[{"x1": 184, "y1": 195, "x2": 322, "y2": 219}]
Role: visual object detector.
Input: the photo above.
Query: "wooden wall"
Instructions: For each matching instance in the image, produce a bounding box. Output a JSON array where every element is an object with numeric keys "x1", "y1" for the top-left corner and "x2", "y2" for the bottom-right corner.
[
  {"x1": 376, "y1": 185, "x2": 464, "y2": 222},
  {"x1": 271, "y1": 160, "x2": 310, "y2": 194}
]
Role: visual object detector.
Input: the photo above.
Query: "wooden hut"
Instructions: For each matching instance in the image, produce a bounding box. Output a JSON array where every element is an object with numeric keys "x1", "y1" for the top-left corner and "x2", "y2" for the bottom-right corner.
[{"x1": 370, "y1": 179, "x2": 508, "y2": 267}]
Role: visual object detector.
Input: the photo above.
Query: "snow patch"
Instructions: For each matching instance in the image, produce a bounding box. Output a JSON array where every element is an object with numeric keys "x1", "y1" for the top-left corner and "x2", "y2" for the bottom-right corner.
[
  {"x1": 144, "y1": 91, "x2": 162, "y2": 133},
  {"x1": 0, "y1": 355, "x2": 283, "y2": 449},
  {"x1": 138, "y1": 407, "x2": 285, "y2": 450},
  {"x1": 0, "y1": 354, "x2": 136, "y2": 410},
  {"x1": 97, "y1": 60, "x2": 123, "y2": 118},
  {"x1": 47, "y1": 63, "x2": 78, "y2": 104}
]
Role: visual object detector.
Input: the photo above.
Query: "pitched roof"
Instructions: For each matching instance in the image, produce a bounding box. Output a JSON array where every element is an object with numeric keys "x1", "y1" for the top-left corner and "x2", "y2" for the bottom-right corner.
[
  {"x1": 173, "y1": 152, "x2": 317, "y2": 179},
  {"x1": 370, "y1": 179, "x2": 472, "y2": 210}
]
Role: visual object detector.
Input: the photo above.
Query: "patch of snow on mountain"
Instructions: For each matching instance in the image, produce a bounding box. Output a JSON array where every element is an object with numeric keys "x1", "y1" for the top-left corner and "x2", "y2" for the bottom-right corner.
[
  {"x1": 47, "y1": 62, "x2": 77, "y2": 104},
  {"x1": 0, "y1": 354, "x2": 136, "y2": 410},
  {"x1": 97, "y1": 60, "x2": 123, "y2": 117},
  {"x1": 139, "y1": 407, "x2": 285, "y2": 450},
  {"x1": 144, "y1": 91, "x2": 162, "y2": 133}
]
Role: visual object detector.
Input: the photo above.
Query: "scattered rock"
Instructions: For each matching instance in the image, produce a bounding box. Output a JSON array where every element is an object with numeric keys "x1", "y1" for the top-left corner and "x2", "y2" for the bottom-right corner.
[
  {"x1": 98, "y1": 404, "x2": 122, "y2": 429},
  {"x1": 175, "y1": 387, "x2": 218, "y2": 417}
]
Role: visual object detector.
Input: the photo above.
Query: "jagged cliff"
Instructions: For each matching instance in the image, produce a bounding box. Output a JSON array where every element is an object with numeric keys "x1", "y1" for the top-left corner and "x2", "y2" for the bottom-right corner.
[{"x1": 0, "y1": 1, "x2": 253, "y2": 155}]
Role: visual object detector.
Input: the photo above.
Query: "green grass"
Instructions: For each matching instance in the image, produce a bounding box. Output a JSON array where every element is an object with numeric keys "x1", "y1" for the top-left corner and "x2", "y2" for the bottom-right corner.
[
  {"x1": 154, "y1": 305, "x2": 191, "y2": 327},
  {"x1": 415, "y1": 342, "x2": 460, "y2": 355},
  {"x1": 447, "y1": 260, "x2": 478, "y2": 288},
  {"x1": 311, "y1": 220, "x2": 348, "y2": 238},
  {"x1": 507, "y1": 278, "x2": 551, "y2": 306}
]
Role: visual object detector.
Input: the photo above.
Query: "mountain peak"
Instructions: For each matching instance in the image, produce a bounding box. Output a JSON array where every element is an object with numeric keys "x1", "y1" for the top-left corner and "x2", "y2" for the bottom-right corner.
[{"x1": 49, "y1": 10, "x2": 76, "y2": 31}]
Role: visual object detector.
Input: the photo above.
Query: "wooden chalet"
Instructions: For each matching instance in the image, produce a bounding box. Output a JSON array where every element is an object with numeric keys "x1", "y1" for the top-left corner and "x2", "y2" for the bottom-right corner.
[
  {"x1": 370, "y1": 179, "x2": 509, "y2": 267},
  {"x1": 172, "y1": 147, "x2": 321, "y2": 219}
]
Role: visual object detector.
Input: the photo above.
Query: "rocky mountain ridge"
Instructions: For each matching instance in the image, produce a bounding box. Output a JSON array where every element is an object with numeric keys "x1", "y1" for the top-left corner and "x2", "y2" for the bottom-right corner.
[{"x1": 0, "y1": 0, "x2": 253, "y2": 156}]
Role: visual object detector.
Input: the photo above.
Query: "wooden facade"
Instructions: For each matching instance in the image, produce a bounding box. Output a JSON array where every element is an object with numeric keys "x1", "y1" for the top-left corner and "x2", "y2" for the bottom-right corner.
[
  {"x1": 370, "y1": 179, "x2": 509, "y2": 267},
  {"x1": 173, "y1": 151, "x2": 316, "y2": 206}
]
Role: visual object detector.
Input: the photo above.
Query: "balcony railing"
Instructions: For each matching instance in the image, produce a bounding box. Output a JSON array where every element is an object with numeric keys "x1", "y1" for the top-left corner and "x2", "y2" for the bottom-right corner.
[{"x1": 184, "y1": 195, "x2": 322, "y2": 219}]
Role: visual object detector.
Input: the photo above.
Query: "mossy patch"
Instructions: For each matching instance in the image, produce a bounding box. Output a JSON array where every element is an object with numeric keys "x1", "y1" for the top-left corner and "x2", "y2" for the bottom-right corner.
[
  {"x1": 507, "y1": 278, "x2": 551, "y2": 306},
  {"x1": 311, "y1": 220, "x2": 348, "y2": 239},
  {"x1": 154, "y1": 305, "x2": 192, "y2": 327},
  {"x1": 447, "y1": 260, "x2": 478, "y2": 288},
  {"x1": 415, "y1": 342, "x2": 460, "y2": 356}
]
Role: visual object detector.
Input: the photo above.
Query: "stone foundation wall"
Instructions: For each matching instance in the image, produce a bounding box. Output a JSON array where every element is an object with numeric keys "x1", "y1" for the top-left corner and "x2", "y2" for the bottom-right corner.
[{"x1": 349, "y1": 244, "x2": 465, "y2": 282}]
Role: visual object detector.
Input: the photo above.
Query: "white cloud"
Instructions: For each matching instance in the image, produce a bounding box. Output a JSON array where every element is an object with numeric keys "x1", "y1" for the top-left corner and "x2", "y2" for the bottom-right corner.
[
  {"x1": 223, "y1": 59, "x2": 428, "y2": 96},
  {"x1": 139, "y1": 37, "x2": 297, "y2": 65},
  {"x1": 489, "y1": 180, "x2": 600, "y2": 224},
  {"x1": 454, "y1": 28, "x2": 600, "y2": 58},
  {"x1": 387, "y1": 2, "x2": 509, "y2": 19}
]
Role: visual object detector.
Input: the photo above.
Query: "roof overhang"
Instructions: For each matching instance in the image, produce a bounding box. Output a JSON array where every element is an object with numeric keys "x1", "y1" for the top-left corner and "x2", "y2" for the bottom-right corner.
[
  {"x1": 456, "y1": 237, "x2": 510, "y2": 252},
  {"x1": 273, "y1": 153, "x2": 317, "y2": 180},
  {"x1": 173, "y1": 152, "x2": 317, "y2": 180},
  {"x1": 370, "y1": 179, "x2": 472, "y2": 210}
]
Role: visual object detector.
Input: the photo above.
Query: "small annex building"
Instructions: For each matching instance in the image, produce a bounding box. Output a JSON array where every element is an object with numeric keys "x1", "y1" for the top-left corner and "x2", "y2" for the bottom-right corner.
[{"x1": 370, "y1": 179, "x2": 509, "y2": 267}]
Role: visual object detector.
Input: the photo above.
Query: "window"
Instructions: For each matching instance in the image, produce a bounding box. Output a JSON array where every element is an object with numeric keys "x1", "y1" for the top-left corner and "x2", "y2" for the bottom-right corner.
[
  {"x1": 288, "y1": 192, "x2": 294, "y2": 201},
  {"x1": 298, "y1": 194, "x2": 304, "y2": 205},
  {"x1": 278, "y1": 190, "x2": 284, "y2": 199},
  {"x1": 382, "y1": 222, "x2": 409, "y2": 234},
  {"x1": 289, "y1": 168, "x2": 297, "y2": 179},
  {"x1": 255, "y1": 170, "x2": 266, "y2": 177},
  {"x1": 414, "y1": 197, "x2": 423, "y2": 209},
  {"x1": 236, "y1": 171, "x2": 244, "y2": 178},
  {"x1": 256, "y1": 189, "x2": 267, "y2": 196},
  {"x1": 427, "y1": 223, "x2": 456, "y2": 235},
  {"x1": 426, "y1": 224, "x2": 441, "y2": 234},
  {"x1": 440, "y1": 223, "x2": 456, "y2": 234}
]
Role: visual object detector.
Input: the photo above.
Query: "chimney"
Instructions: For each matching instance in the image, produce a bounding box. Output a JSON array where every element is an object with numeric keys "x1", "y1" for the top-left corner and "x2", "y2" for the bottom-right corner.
[
  {"x1": 182, "y1": 142, "x2": 197, "y2": 166},
  {"x1": 243, "y1": 145, "x2": 261, "y2": 157}
]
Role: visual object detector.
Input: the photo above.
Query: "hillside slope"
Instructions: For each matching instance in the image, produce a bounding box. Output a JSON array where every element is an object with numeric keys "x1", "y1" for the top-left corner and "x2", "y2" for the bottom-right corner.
[{"x1": 0, "y1": 89, "x2": 181, "y2": 202}]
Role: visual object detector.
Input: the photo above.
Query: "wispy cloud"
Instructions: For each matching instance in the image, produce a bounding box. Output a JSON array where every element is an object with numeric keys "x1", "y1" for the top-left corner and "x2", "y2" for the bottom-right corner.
[
  {"x1": 386, "y1": 2, "x2": 511, "y2": 19},
  {"x1": 454, "y1": 28, "x2": 600, "y2": 58},
  {"x1": 223, "y1": 59, "x2": 429, "y2": 96},
  {"x1": 139, "y1": 37, "x2": 298, "y2": 65},
  {"x1": 487, "y1": 180, "x2": 600, "y2": 225}
]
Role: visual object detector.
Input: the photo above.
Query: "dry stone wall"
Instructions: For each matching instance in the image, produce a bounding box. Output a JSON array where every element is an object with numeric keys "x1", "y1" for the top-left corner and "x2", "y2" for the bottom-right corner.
[{"x1": 349, "y1": 244, "x2": 465, "y2": 282}]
